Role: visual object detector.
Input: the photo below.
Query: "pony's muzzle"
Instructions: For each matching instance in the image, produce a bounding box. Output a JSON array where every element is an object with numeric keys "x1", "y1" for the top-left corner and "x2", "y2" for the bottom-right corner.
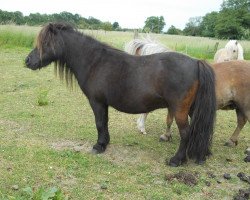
[{"x1": 25, "y1": 56, "x2": 30, "y2": 66}]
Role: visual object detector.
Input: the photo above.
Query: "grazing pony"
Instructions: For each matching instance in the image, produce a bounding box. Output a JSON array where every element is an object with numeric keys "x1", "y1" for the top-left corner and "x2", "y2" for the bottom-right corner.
[
  {"x1": 214, "y1": 40, "x2": 244, "y2": 63},
  {"x1": 25, "y1": 23, "x2": 216, "y2": 167},
  {"x1": 126, "y1": 38, "x2": 250, "y2": 146}
]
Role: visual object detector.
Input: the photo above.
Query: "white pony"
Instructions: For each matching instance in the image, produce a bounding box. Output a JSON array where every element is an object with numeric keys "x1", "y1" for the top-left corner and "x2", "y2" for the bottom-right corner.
[
  {"x1": 124, "y1": 37, "x2": 171, "y2": 55},
  {"x1": 214, "y1": 40, "x2": 244, "y2": 63},
  {"x1": 125, "y1": 37, "x2": 172, "y2": 135}
]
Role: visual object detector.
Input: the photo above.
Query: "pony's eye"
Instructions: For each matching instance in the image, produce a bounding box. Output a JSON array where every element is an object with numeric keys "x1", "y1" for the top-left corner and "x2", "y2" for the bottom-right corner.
[{"x1": 233, "y1": 50, "x2": 236, "y2": 52}]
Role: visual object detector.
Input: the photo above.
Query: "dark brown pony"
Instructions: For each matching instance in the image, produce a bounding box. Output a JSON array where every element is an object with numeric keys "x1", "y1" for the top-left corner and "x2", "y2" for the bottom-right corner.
[
  {"x1": 25, "y1": 23, "x2": 216, "y2": 167},
  {"x1": 126, "y1": 39, "x2": 249, "y2": 146}
]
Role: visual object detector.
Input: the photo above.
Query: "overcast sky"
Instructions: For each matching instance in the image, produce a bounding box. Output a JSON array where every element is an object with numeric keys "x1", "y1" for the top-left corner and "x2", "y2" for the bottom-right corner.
[{"x1": 1, "y1": 0, "x2": 223, "y2": 30}]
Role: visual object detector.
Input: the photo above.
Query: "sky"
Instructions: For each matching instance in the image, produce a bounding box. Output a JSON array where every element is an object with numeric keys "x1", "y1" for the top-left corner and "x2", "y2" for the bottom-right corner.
[{"x1": 1, "y1": 0, "x2": 223, "y2": 30}]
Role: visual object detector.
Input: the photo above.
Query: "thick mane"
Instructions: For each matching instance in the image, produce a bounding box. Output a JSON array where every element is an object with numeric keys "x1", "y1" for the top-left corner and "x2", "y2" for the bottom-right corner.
[
  {"x1": 36, "y1": 22, "x2": 75, "y2": 54},
  {"x1": 36, "y1": 22, "x2": 77, "y2": 88},
  {"x1": 35, "y1": 22, "x2": 125, "y2": 88}
]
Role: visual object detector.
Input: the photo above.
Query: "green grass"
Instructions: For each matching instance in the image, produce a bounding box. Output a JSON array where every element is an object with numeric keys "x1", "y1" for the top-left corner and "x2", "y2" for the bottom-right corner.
[
  {"x1": 1, "y1": 25, "x2": 250, "y2": 59},
  {"x1": 0, "y1": 26, "x2": 250, "y2": 199}
]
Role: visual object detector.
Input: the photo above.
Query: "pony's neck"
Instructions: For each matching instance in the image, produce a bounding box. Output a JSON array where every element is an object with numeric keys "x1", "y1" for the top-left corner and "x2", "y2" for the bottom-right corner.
[{"x1": 60, "y1": 31, "x2": 108, "y2": 90}]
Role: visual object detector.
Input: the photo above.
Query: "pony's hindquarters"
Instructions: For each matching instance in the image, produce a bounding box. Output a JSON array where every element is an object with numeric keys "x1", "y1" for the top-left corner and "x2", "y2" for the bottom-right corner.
[{"x1": 187, "y1": 61, "x2": 216, "y2": 163}]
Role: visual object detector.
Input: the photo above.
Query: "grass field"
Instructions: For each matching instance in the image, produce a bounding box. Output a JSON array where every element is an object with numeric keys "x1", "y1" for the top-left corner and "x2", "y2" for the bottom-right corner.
[{"x1": 0, "y1": 25, "x2": 250, "y2": 199}]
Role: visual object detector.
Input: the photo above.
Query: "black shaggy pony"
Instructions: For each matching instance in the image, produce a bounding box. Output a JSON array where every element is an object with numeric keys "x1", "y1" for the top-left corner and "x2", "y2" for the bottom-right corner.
[{"x1": 25, "y1": 23, "x2": 216, "y2": 167}]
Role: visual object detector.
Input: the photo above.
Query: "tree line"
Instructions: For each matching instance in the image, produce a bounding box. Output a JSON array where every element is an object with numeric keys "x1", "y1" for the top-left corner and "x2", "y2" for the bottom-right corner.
[
  {"x1": 0, "y1": 10, "x2": 122, "y2": 31},
  {"x1": 167, "y1": 0, "x2": 250, "y2": 40},
  {"x1": 0, "y1": 0, "x2": 249, "y2": 39}
]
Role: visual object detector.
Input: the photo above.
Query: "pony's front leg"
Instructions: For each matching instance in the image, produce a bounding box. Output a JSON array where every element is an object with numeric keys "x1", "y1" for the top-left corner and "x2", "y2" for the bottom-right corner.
[{"x1": 89, "y1": 101, "x2": 110, "y2": 154}]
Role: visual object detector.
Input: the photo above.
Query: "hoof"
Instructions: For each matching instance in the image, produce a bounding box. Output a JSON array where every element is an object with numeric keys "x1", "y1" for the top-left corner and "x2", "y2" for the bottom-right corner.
[
  {"x1": 91, "y1": 148, "x2": 99, "y2": 154},
  {"x1": 224, "y1": 140, "x2": 237, "y2": 147},
  {"x1": 92, "y1": 143, "x2": 106, "y2": 154},
  {"x1": 159, "y1": 136, "x2": 167, "y2": 142},
  {"x1": 159, "y1": 134, "x2": 172, "y2": 142},
  {"x1": 137, "y1": 127, "x2": 147, "y2": 135},
  {"x1": 244, "y1": 155, "x2": 250, "y2": 162},
  {"x1": 168, "y1": 156, "x2": 185, "y2": 167},
  {"x1": 244, "y1": 147, "x2": 250, "y2": 156},
  {"x1": 195, "y1": 159, "x2": 206, "y2": 165},
  {"x1": 169, "y1": 162, "x2": 179, "y2": 167}
]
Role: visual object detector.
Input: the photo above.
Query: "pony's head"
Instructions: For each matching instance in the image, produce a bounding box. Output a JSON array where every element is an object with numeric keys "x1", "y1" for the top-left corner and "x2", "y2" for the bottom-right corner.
[
  {"x1": 225, "y1": 40, "x2": 239, "y2": 60},
  {"x1": 25, "y1": 22, "x2": 74, "y2": 70}
]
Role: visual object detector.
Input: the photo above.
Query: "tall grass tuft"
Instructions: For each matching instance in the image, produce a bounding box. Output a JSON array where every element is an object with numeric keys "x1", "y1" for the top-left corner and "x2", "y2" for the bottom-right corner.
[
  {"x1": 37, "y1": 89, "x2": 49, "y2": 106},
  {"x1": 0, "y1": 25, "x2": 38, "y2": 49}
]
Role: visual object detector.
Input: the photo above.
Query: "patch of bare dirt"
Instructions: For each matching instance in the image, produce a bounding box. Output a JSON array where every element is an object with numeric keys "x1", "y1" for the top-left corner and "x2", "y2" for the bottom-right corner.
[
  {"x1": 50, "y1": 140, "x2": 92, "y2": 152},
  {"x1": 0, "y1": 119, "x2": 30, "y2": 134},
  {"x1": 165, "y1": 171, "x2": 199, "y2": 186},
  {"x1": 50, "y1": 140, "x2": 163, "y2": 168},
  {"x1": 56, "y1": 174, "x2": 78, "y2": 189}
]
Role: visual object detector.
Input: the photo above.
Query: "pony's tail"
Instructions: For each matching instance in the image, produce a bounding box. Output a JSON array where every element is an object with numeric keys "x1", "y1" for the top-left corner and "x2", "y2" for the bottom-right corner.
[{"x1": 187, "y1": 61, "x2": 216, "y2": 163}]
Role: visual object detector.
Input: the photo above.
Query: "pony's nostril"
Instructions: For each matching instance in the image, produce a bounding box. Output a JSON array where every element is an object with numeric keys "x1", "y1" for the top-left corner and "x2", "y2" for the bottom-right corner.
[{"x1": 25, "y1": 56, "x2": 30, "y2": 64}]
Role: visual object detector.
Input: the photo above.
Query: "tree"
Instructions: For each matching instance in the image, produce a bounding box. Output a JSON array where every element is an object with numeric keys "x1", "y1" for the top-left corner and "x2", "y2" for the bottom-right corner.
[
  {"x1": 183, "y1": 17, "x2": 202, "y2": 36},
  {"x1": 200, "y1": 12, "x2": 218, "y2": 37},
  {"x1": 102, "y1": 22, "x2": 113, "y2": 32},
  {"x1": 112, "y1": 22, "x2": 120, "y2": 30},
  {"x1": 166, "y1": 25, "x2": 182, "y2": 35},
  {"x1": 221, "y1": 0, "x2": 249, "y2": 10},
  {"x1": 215, "y1": 9, "x2": 244, "y2": 39},
  {"x1": 87, "y1": 17, "x2": 102, "y2": 29},
  {"x1": 215, "y1": 0, "x2": 250, "y2": 39},
  {"x1": 143, "y1": 16, "x2": 165, "y2": 33}
]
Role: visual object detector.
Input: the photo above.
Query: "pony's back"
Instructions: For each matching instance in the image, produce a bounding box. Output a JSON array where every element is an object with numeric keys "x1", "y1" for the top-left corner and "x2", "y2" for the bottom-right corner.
[{"x1": 125, "y1": 37, "x2": 171, "y2": 56}]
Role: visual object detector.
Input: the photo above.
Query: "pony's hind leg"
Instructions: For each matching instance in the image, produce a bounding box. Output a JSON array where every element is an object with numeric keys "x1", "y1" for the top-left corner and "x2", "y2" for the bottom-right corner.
[
  {"x1": 225, "y1": 108, "x2": 247, "y2": 146},
  {"x1": 168, "y1": 111, "x2": 189, "y2": 167},
  {"x1": 137, "y1": 113, "x2": 148, "y2": 134},
  {"x1": 160, "y1": 110, "x2": 174, "y2": 142},
  {"x1": 89, "y1": 101, "x2": 110, "y2": 154}
]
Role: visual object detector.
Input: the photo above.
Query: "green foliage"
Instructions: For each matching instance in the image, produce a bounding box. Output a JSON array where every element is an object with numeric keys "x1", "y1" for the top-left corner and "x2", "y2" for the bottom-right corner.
[
  {"x1": 0, "y1": 10, "x2": 118, "y2": 31},
  {"x1": 183, "y1": 0, "x2": 250, "y2": 40},
  {"x1": 215, "y1": 9, "x2": 244, "y2": 39},
  {"x1": 22, "y1": 186, "x2": 67, "y2": 200},
  {"x1": 200, "y1": 12, "x2": 219, "y2": 37},
  {"x1": 37, "y1": 89, "x2": 49, "y2": 106},
  {"x1": 166, "y1": 25, "x2": 182, "y2": 35},
  {"x1": 143, "y1": 16, "x2": 165, "y2": 33},
  {"x1": 183, "y1": 17, "x2": 202, "y2": 36},
  {"x1": 112, "y1": 22, "x2": 120, "y2": 31},
  {"x1": 102, "y1": 22, "x2": 113, "y2": 32}
]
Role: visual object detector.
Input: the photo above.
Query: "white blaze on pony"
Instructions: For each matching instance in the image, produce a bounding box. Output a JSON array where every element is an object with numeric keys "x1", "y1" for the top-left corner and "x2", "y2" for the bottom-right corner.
[{"x1": 214, "y1": 40, "x2": 244, "y2": 63}]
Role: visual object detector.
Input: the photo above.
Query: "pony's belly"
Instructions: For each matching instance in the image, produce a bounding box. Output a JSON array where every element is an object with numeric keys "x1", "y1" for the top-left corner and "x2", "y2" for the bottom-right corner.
[{"x1": 109, "y1": 99, "x2": 167, "y2": 114}]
